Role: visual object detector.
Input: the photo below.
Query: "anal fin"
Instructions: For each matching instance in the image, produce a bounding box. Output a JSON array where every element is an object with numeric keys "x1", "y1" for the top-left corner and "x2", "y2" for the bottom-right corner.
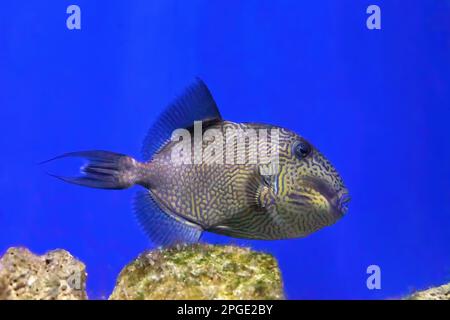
[{"x1": 133, "y1": 191, "x2": 203, "y2": 247}]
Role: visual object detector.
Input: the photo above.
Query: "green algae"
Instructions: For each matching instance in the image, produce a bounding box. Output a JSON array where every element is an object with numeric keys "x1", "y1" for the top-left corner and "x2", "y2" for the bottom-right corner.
[{"x1": 109, "y1": 244, "x2": 284, "y2": 300}]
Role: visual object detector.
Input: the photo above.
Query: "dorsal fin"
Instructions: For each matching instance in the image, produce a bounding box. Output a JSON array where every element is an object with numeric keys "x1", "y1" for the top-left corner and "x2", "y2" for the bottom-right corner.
[{"x1": 142, "y1": 78, "x2": 222, "y2": 160}]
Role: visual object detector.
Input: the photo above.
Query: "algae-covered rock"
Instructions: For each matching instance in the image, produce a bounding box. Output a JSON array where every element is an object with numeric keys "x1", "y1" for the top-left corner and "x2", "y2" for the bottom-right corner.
[
  {"x1": 0, "y1": 247, "x2": 87, "y2": 300},
  {"x1": 109, "y1": 244, "x2": 284, "y2": 300},
  {"x1": 405, "y1": 282, "x2": 450, "y2": 300}
]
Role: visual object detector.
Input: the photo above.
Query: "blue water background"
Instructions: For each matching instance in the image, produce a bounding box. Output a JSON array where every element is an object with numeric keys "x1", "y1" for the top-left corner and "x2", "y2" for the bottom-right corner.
[{"x1": 1, "y1": 1, "x2": 450, "y2": 299}]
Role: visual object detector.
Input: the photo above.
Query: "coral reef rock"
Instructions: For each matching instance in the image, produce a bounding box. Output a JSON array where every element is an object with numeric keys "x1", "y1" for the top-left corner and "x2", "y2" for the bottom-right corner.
[
  {"x1": 109, "y1": 244, "x2": 284, "y2": 300},
  {"x1": 406, "y1": 282, "x2": 450, "y2": 300},
  {"x1": 0, "y1": 247, "x2": 87, "y2": 300}
]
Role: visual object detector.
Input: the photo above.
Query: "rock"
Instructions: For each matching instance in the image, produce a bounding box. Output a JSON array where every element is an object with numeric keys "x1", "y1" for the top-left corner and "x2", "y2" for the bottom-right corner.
[
  {"x1": 0, "y1": 272, "x2": 10, "y2": 300},
  {"x1": 0, "y1": 247, "x2": 87, "y2": 300},
  {"x1": 405, "y1": 282, "x2": 450, "y2": 300},
  {"x1": 109, "y1": 244, "x2": 284, "y2": 300}
]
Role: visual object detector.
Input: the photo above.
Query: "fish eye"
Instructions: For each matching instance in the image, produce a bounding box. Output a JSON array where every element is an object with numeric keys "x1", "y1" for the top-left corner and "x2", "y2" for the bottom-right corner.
[{"x1": 293, "y1": 140, "x2": 311, "y2": 159}]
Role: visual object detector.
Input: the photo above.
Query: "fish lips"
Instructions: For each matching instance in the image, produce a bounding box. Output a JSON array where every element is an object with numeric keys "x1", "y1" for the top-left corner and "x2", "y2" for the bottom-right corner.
[{"x1": 300, "y1": 176, "x2": 350, "y2": 219}]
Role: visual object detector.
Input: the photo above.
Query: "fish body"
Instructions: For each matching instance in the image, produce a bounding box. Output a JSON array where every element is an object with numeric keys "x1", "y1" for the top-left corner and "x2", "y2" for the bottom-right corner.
[{"x1": 47, "y1": 80, "x2": 349, "y2": 246}]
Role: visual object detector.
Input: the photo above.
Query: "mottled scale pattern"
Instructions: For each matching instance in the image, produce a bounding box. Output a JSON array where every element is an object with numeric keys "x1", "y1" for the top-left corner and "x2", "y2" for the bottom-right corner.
[{"x1": 140, "y1": 121, "x2": 347, "y2": 240}]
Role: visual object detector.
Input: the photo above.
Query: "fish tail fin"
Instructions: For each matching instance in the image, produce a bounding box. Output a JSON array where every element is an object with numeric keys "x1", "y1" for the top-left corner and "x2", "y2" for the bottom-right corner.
[{"x1": 42, "y1": 150, "x2": 145, "y2": 190}]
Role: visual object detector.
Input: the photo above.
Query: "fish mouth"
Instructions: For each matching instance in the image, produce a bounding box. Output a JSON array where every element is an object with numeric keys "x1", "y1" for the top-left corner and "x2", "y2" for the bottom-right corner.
[
  {"x1": 336, "y1": 192, "x2": 351, "y2": 215},
  {"x1": 301, "y1": 177, "x2": 350, "y2": 219}
]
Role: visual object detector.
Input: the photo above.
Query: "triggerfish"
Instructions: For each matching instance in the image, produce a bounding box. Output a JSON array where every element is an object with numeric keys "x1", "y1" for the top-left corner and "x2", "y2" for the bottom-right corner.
[{"x1": 45, "y1": 79, "x2": 350, "y2": 246}]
